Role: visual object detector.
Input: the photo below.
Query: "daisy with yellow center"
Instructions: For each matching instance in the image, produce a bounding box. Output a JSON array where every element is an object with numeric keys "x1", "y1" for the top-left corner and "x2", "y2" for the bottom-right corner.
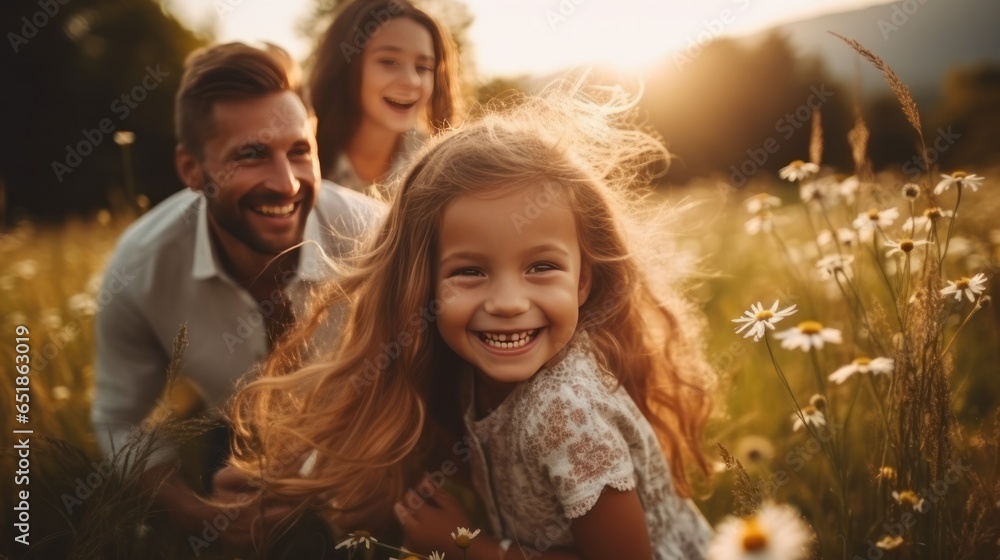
[
  {"x1": 940, "y1": 272, "x2": 988, "y2": 302},
  {"x1": 901, "y1": 183, "x2": 920, "y2": 199},
  {"x1": 903, "y1": 207, "x2": 953, "y2": 234},
  {"x1": 934, "y1": 170, "x2": 985, "y2": 194},
  {"x1": 852, "y1": 207, "x2": 900, "y2": 231},
  {"x1": 774, "y1": 321, "x2": 842, "y2": 351},
  {"x1": 708, "y1": 502, "x2": 813, "y2": 560},
  {"x1": 744, "y1": 211, "x2": 776, "y2": 236},
  {"x1": 828, "y1": 356, "x2": 894, "y2": 384},
  {"x1": 792, "y1": 405, "x2": 826, "y2": 432},
  {"x1": 878, "y1": 466, "x2": 897, "y2": 483},
  {"x1": 451, "y1": 527, "x2": 481, "y2": 549},
  {"x1": 733, "y1": 301, "x2": 798, "y2": 342},
  {"x1": 817, "y1": 227, "x2": 857, "y2": 248},
  {"x1": 884, "y1": 238, "x2": 932, "y2": 258},
  {"x1": 779, "y1": 160, "x2": 820, "y2": 182}
]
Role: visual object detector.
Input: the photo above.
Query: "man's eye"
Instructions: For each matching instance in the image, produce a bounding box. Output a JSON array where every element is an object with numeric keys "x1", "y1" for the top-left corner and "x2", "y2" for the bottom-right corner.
[{"x1": 237, "y1": 148, "x2": 265, "y2": 160}]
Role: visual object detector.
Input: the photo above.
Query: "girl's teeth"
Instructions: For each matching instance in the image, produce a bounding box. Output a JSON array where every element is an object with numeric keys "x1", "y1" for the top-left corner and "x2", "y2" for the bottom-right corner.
[{"x1": 481, "y1": 330, "x2": 537, "y2": 349}]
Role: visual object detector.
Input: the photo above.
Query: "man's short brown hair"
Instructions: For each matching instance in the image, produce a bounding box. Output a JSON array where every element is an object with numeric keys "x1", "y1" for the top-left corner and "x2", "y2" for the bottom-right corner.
[{"x1": 175, "y1": 42, "x2": 309, "y2": 157}]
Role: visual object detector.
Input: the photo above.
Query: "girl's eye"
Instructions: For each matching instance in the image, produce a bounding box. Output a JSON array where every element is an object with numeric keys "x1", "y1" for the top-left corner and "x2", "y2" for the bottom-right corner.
[
  {"x1": 379, "y1": 59, "x2": 399, "y2": 67},
  {"x1": 529, "y1": 263, "x2": 558, "y2": 273},
  {"x1": 452, "y1": 268, "x2": 484, "y2": 277},
  {"x1": 417, "y1": 65, "x2": 434, "y2": 73}
]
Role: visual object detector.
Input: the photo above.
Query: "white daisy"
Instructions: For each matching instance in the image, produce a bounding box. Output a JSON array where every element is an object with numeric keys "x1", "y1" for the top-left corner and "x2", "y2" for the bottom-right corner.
[
  {"x1": 68, "y1": 293, "x2": 98, "y2": 317},
  {"x1": 429, "y1": 553, "x2": 445, "y2": 560},
  {"x1": 934, "y1": 171, "x2": 984, "y2": 195},
  {"x1": 903, "y1": 207, "x2": 953, "y2": 234},
  {"x1": 335, "y1": 531, "x2": 378, "y2": 550},
  {"x1": 828, "y1": 356, "x2": 894, "y2": 384},
  {"x1": 708, "y1": 502, "x2": 813, "y2": 560},
  {"x1": 451, "y1": 527, "x2": 481, "y2": 549},
  {"x1": 853, "y1": 207, "x2": 900, "y2": 231},
  {"x1": 745, "y1": 212, "x2": 774, "y2": 235},
  {"x1": 745, "y1": 193, "x2": 782, "y2": 214},
  {"x1": 884, "y1": 238, "x2": 932, "y2": 258},
  {"x1": 838, "y1": 175, "x2": 860, "y2": 204},
  {"x1": 816, "y1": 254, "x2": 854, "y2": 281},
  {"x1": 792, "y1": 406, "x2": 827, "y2": 432},
  {"x1": 779, "y1": 160, "x2": 820, "y2": 182},
  {"x1": 940, "y1": 273, "x2": 987, "y2": 302},
  {"x1": 735, "y1": 435, "x2": 776, "y2": 465},
  {"x1": 817, "y1": 228, "x2": 857, "y2": 249},
  {"x1": 774, "y1": 321, "x2": 842, "y2": 351},
  {"x1": 900, "y1": 183, "x2": 920, "y2": 199},
  {"x1": 732, "y1": 301, "x2": 798, "y2": 342}
]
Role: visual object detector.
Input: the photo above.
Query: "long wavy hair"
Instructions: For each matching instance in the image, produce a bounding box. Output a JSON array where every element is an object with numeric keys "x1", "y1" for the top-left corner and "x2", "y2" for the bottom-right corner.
[
  {"x1": 309, "y1": 0, "x2": 461, "y2": 178},
  {"x1": 227, "y1": 85, "x2": 714, "y2": 532}
]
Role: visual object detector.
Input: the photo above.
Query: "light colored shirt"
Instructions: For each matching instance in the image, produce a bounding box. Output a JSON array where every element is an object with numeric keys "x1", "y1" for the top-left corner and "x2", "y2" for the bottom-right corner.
[
  {"x1": 327, "y1": 129, "x2": 424, "y2": 193},
  {"x1": 462, "y1": 334, "x2": 713, "y2": 559},
  {"x1": 91, "y1": 181, "x2": 383, "y2": 457}
]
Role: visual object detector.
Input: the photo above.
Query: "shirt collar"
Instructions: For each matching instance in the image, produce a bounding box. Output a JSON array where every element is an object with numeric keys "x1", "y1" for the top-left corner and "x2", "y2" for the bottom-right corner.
[{"x1": 191, "y1": 193, "x2": 330, "y2": 283}]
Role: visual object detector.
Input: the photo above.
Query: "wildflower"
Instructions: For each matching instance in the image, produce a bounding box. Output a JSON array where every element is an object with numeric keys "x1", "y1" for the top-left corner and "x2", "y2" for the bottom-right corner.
[
  {"x1": 892, "y1": 490, "x2": 927, "y2": 512},
  {"x1": 828, "y1": 357, "x2": 894, "y2": 384},
  {"x1": 876, "y1": 535, "x2": 904, "y2": 550},
  {"x1": 335, "y1": 530, "x2": 377, "y2": 550},
  {"x1": 734, "y1": 435, "x2": 775, "y2": 465},
  {"x1": 11, "y1": 259, "x2": 38, "y2": 280},
  {"x1": 903, "y1": 207, "x2": 953, "y2": 234},
  {"x1": 934, "y1": 171, "x2": 984, "y2": 194},
  {"x1": 838, "y1": 175, "x2": 860, "y2": 204},
  {"x1": 940, "y1": 272, "x2": 988, "y2": 302},
  {"x1": 68, "y1": 293, "x2": 98, "y2": 317},
  {"x1": 792, "y1": 406, "x2": 826, "y2": 432},
  {"x1": 878, "y1": 466, "x2": 897, "y2": 483},
  {"x1": 779, "y1": 160, "x2": 820, "y2": 182},
  {"x1": 732, "y1": 301, "x2": 798, "y2": 342},
  {"x1": 429, "y1": 553, "x2": 446, "y2": 560},
  {"x1": 52, "y1": 386, "x2": 71, "y2": 400},
  {"x1": 853, "y1": 207, "x2": 899, "y2": 231},
  {"x1": 40, "y1": 309, "x2": 63, "y2": 330},
  {"x1": 451, "y1": 527, "x2": 481, "y2": 549},
  {"x1": 809, "y1": 394, "x2": 827, "y2": 413},
  {"x1": 774, "y1": 321, "x2": 842, "y2": 351},
  {"x1": 708, "y1": 502, "x2": 813, "y2": 560},
  {"x1": 114, "y1": 131, "x2": 135, "y2": 146},
  {"x1": 744, "y1": 212, "x2": 775, "y2": 235},
  {"x1": 744, "y1": 193, "x2": 782, "y2": 214},
  {"x1": 901, "y1": 183, "x2": 920, "y2": 199},
  {"x1": 884, "y1": 238, "x2": 932, "y2": 258},
  {"x1": 817, "y1": 228, "x2": 857, "y2": 249},
  {"x1": 816, "y1": 254, "x2": 854, "y2": 281}
]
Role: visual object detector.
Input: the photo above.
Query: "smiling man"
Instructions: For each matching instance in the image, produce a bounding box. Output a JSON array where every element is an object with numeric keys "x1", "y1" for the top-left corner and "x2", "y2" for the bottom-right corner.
[{"x1": 91, "y1": 42, "x2": 382, "y2": 549}]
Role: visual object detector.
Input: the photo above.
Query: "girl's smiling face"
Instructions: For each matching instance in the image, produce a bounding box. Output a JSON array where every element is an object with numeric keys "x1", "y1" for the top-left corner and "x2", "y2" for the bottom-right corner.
[
  {"x1": 435, "y1": 184, "x2": 592, "y2": 388},
  {"x1": 358, "y1": 17, "x2": 435, "y2": 135}
]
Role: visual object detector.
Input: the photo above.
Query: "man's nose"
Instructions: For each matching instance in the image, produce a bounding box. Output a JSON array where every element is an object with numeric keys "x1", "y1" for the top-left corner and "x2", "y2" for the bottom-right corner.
[{"x1": 267, "y1": 155, "x2": 300, "y2": 197}]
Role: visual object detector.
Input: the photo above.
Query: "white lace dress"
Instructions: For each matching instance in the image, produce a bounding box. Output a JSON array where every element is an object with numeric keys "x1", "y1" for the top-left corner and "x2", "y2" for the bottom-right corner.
[{"x1": 462, "y1": 336, "x2": 712, "y2": 559}]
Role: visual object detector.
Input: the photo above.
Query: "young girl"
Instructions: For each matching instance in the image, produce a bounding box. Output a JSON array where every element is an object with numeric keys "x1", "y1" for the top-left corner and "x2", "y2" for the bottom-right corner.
[
  {"x1": 309, "y1": 0, "x2": 462, "y2": 192},
  {"x1": 227, "y1": 87, "x2": 714, "y2": 559}
]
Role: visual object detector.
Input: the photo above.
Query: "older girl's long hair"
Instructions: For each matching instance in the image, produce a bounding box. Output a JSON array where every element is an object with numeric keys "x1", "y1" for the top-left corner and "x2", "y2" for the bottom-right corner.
[
  {"x1": 309, "y1": 0, "x2": 462, "y2": 178},
  {"x1": 228, "y1": 84, "x2": 714, "y2": 532}
]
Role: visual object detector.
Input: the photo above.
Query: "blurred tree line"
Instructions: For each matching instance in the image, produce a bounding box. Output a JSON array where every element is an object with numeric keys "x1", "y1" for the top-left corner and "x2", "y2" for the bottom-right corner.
[
  {"x1": 0, "y1": 0, "x2": 204, "y2": 224},
  {"x1": 1, "y1": 0, "x2": 997, "y2": 223}
]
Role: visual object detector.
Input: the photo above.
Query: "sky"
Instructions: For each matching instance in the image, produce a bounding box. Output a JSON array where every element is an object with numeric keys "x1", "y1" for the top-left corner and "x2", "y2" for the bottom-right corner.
[{"x1": 162, "y1": 0, "x2": 894, "y2": 79}]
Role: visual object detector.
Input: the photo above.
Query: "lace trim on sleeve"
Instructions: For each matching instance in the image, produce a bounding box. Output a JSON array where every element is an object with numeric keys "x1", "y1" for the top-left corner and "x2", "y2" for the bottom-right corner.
[{"x1": 562, "y1": 475, "x2": 638, "y2": 519}]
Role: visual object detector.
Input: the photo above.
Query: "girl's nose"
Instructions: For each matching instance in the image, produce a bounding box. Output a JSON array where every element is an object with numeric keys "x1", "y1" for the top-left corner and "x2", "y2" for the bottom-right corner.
[{"x1": 484, "y1": 280, "x2": 530, "y2": 317}]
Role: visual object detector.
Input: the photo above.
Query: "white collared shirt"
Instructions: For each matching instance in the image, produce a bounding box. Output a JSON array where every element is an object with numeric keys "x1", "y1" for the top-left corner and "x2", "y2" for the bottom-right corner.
[{"x1": 91, "y1": 181, "x2": 383, "y2": 457}]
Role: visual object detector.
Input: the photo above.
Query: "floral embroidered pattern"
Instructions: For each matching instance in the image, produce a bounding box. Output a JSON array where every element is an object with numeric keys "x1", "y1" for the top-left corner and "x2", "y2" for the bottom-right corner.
[{"x1": 463, "y1": 334, "x2": 712, "y2": 559}]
